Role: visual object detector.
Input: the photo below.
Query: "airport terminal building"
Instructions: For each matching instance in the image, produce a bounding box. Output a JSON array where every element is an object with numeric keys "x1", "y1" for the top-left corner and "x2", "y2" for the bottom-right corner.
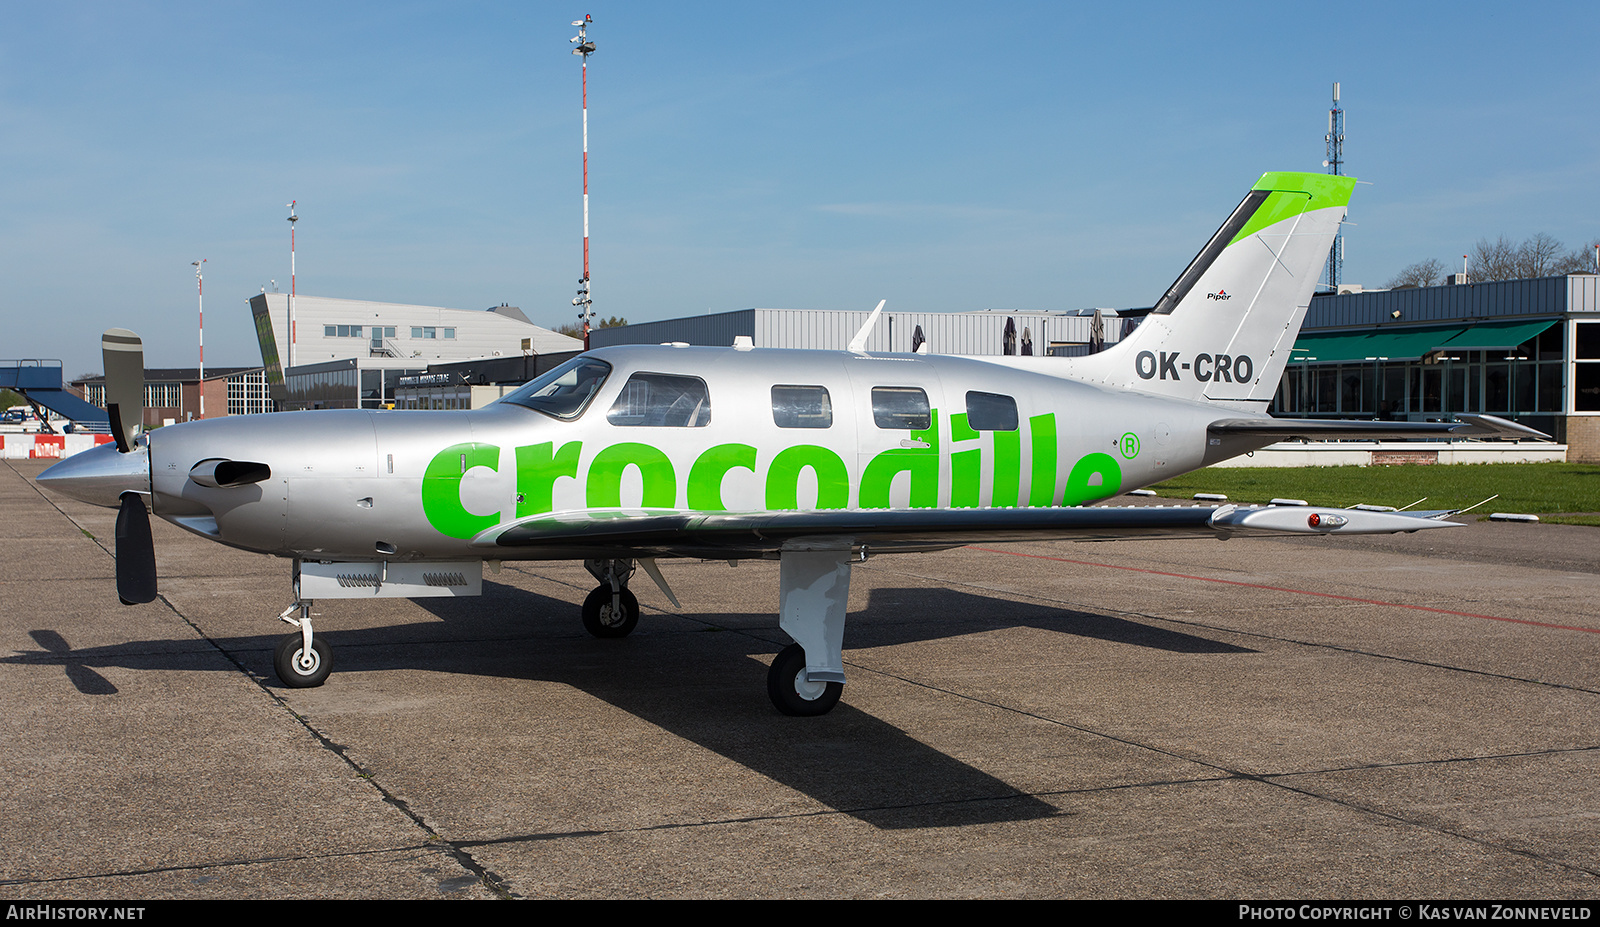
[
  {"x1": 1280, "y1": 274, "x2": 1600, "y2": 459},
  {"x1": 73, "y1": 366, "x2": 275, "y2": 426},
  {"x1": 247, "y1": 293, "x2": 581, "y2": 410}
]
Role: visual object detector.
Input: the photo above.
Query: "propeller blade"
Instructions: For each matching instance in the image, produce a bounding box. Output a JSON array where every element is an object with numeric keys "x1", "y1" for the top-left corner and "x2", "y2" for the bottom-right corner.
[
  {"x1": 115, "y1": 492, "x2": 158, "y2": 605},
  {"x1": 102, "y1": 329, "x2": 144, "y2": 454}
]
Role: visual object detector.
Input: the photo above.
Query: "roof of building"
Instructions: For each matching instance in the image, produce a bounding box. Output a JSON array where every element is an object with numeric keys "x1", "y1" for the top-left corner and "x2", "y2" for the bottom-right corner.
[{"x1": 71, "y1": 366, "x2": 264, "y2": 386}]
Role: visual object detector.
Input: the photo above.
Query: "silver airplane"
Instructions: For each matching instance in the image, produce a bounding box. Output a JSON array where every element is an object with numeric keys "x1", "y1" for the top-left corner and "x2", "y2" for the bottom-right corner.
[{"x1": 39, "y1": 171, "x2": 1542, "y2": 715}]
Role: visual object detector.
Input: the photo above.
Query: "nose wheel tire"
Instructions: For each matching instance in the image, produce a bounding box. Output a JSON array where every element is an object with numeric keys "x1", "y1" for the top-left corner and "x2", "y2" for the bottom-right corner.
[
  {"x1": 767, "y1": 643, "x2": 842, "y2": 716},
  {"x1": 274, "y1": 633, "x2": 332, "y2": 688},
  {"x1": 582, "y1": 586, "x2": 639, "y2": 639}
]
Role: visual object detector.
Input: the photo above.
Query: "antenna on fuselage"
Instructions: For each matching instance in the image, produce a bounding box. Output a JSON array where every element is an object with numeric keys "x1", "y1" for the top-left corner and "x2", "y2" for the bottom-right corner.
[{"x1": 847, "y1": 299, "x2": 888, "y2": 353}]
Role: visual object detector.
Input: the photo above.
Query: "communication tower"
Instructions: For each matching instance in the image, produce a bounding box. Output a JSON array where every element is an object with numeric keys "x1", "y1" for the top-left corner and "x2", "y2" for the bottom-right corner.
[
  {"x1": 570, "y1": 15, "x2": 596, "y2": 347},
  {"x1": 1322, "y1": 82, "x2": 1345, "y2": 293}
]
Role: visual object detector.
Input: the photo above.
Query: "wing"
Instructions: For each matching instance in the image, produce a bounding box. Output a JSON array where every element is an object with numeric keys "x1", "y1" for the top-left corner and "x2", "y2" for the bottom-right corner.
[
  {"x1": 1209, "y1": 413, "x2": 1548, "y2": 441},
  {"x1": 472, "y1": 503, "x2": 1459, "y2": 560}
]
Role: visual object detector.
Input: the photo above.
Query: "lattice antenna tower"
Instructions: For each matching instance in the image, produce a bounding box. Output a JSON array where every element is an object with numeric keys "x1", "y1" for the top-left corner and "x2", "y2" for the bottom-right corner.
[
  {"x1": 570, "y1": 15, "x2": 596, "y2": 347},
  {"x1": 1322, "y1": 82, "x2": 1345, "y2": 292}
]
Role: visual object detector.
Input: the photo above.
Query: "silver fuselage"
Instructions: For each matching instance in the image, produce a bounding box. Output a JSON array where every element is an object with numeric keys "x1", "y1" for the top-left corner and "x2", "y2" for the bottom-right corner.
[{"x1": 45, "y1": 345, "x2": 1265, "y2": 562}]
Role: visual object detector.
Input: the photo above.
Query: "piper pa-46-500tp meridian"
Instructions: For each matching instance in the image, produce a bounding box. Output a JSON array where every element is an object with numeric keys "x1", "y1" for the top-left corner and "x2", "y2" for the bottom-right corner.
[{"x1": 39, "y1": 171, "x2": 1543, "y2": 715}]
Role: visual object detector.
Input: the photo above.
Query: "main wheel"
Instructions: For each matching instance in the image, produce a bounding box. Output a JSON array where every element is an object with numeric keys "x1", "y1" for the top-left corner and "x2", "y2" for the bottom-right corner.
[
  {"x1": 767, "y1": 643, "x2": 842, "y2": 716},
  {"x1": 582, "y1": 586, "x2": 639, "y2": 638},
  {"x1": 274, "y1": 632, "x2": 332, "y2": 688}
]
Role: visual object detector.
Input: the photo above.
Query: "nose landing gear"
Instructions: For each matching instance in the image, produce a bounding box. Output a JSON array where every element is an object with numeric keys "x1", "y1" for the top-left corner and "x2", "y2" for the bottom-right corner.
[
  {"x1": 273, "y1": 600, "x2": 331, "y2": 688},
  {"x1": 582, "y1": 558, "x2": 640, "y2": 638},
  {"x1": 582, "y1": 585, "x2": 639, "y2": 638}
]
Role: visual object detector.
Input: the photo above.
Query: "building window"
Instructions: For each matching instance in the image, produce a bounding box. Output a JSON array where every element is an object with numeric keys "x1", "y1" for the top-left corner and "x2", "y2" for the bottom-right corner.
[
  {"x1": 227, "y1": 369, "x2": 275, "y2": 415},
  {"x1": 1576, "y1": 321, "x2": 1600, "y2": 412},
  {"x1": 144, "y1": 383, "x2": 180, "y2": 408}
]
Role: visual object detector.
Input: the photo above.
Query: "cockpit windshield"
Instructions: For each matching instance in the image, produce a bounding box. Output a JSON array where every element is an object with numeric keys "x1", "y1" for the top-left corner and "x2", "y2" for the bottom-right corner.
[{"x1": 498, "y1": 357, "x2": 613, "y2": 420}]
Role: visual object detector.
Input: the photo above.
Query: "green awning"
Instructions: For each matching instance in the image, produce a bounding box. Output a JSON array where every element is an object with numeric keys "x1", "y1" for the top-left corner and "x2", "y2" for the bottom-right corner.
[
  {"x1": 1436, "y1": 319, "x2": 1557, "y2": 352},
  {"x1": 1290, "y1": 325, "x2": 1465, "y2": 364},
  {"x1": 1290, "y1": 319, "x2": 1559, "y2": 364}
]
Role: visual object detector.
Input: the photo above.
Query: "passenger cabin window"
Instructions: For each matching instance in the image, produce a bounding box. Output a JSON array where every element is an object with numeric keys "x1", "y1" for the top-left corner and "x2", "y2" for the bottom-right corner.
[
  {"x1": 965, "y1": 391, "x2": 1019, "y2": 431},
  {"x1": 607, "y1": 373, "x2": 711, "y2": 427},
  {"x1": 500, "y1": 357, "x2": 612, "y2": 420},
  {"x1": 871, "y1": 386, "x2": 930, "y2": 430},
  {"x1": 771, "y1": 385, "x2": 833, "y2": 428}
]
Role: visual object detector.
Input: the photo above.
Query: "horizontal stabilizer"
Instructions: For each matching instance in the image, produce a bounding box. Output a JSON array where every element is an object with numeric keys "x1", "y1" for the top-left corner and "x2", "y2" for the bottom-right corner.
[
  {"x1": 1209, "y1": 413, "x2": 1549, "y2": 441},
  {"x1": 1207, "y1": 504, "x2": 1458, "y2": 536}
]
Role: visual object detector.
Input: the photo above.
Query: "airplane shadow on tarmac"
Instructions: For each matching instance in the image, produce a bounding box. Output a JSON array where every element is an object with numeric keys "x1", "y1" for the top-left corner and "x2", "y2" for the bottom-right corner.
[{"x1": 10, "y1": 579, "x2": 1253, "y2": 830}]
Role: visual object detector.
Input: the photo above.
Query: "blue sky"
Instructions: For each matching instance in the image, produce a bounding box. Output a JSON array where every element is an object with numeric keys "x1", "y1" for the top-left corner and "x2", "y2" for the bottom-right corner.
[{"x1": 3, "y1": 1, "x2": 1597, "y2": 377}]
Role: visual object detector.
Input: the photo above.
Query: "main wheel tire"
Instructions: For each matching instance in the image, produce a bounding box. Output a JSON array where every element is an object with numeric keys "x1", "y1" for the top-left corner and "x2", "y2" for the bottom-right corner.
[
  {"x1": 767, "y1": 643, "x2": 842, "y2": 716},
  {"x1": 582, "y1": 586, "x2": 639, "y2": 639},
  {"x1": 274, "y1": 632, "x2": 332, "y2": 688}
]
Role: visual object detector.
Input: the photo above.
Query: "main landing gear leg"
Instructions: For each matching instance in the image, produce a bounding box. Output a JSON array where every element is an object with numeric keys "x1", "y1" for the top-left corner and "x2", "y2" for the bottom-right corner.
[
  {"x1": 768, "y1": 546, "x2": 853, "y2": 716},
  {"x1": 274, "y1": 599, "x2": 331, "y2": 688},
  {"x1": 582, "y1": 558, "x2": 639, "y2": 638}
]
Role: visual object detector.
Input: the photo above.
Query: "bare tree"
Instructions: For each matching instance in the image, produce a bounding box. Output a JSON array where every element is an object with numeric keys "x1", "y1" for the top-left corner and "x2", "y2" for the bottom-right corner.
[
  {"x1": 1555, "y1": 238, "x2": 1600, "y2": 275},
  {"x1": 1384, "y1": 258, "x2": 1445, "y2": 289},
  {"x1": 554, "y1": 316, "x2": 629, "y2": 340},
  {"x1": 1516, "y1": 232, "x2": 1566, "y2": 278},
  {"x1": 1392, "y1": 234, "x2": 1596, "y2": 285},
  {"x1": 1469, "y1": 235, "x2": 1520, "y2": 282}
]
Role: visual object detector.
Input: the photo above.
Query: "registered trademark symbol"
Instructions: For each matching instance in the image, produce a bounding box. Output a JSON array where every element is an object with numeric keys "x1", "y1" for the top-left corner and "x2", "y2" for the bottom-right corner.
[{"x1": 1120, "y1": 432, "x2": 1140, "y2": 459}]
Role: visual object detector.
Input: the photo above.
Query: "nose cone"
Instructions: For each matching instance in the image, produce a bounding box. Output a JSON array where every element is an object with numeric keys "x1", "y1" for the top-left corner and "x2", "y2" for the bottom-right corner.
[{"x1": 37, "y1": 441, "x2": 151, "y2": 508}]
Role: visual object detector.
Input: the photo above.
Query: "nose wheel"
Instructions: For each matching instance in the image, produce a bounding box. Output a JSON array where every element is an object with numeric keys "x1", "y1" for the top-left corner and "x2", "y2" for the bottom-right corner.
[
  {"x1": 582, "y1": 585, "x2": 639, "y2": 638},
  {"x1": 582, "y1": 558, "x2": 640, "y2": 638},
  {"x1": 273, "y1": 599, "x2": 332, "y2": 687},
  {"x1": 274, "y1": 632, "x2": 332, "y2": 688}
]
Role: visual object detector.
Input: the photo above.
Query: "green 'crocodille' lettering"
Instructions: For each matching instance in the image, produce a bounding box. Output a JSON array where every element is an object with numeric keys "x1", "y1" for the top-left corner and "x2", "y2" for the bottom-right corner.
[
  {"x1": 687, "y1": 443, "x2": 757, "y2": 510},
  {"x1": 765, "y1": 445, "x2": 849, "y2": 510},
  {"x1": 1062, "y1": 452, "x2": 1122, "y2": 506},
  {"x1": 515, "y1": 440, "x2": 582, "y2": 517},
  {"x1": 587, "y1": 443, "x2": 676, "y2": 508},
  {"x1": 421, "y1": 442, "x2": 501, "y2": 539},
  {"x1": 860, "y1": 413, "x2": 940, "y2": 509},
  {"x1": 420, "y1": 407, "x2": 1122, "y2": 540}
]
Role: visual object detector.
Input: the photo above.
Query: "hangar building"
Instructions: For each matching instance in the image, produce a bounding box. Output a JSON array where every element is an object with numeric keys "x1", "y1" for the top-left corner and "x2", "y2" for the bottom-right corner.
[{"x1": 586, "y1": 275, "x2": 1599, "y2": 461}]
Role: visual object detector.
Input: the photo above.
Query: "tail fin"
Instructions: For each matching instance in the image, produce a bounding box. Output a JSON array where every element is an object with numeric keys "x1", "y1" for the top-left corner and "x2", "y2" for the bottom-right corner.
[{"x1": 1073, "y1": 171, "x2": 1355, "y2": 409}]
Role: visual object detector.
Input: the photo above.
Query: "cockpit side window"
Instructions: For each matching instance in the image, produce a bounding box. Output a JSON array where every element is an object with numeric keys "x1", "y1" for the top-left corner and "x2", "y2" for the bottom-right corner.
[
  {"x1": 871, "y1": 386, "x2": 930, "y2": 430},
  {"x1": 965, "y1": 391, "x2": 1019, "y2": 431},
  {"x1": 607, "y1": 373, "x2": 711, "y2": 427},
  {"x1": 771, "y1": 385, "x2": 833, "y2": 428},
  {"x1": 499, "y1": 357, "x2": 612, "y2": 420}
]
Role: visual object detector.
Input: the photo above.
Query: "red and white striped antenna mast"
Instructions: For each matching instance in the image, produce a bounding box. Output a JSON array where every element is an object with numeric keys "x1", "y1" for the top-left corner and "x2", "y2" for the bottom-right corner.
[
  {"x1": 569, "y1": 14, "x2": 595, "y2": 348},
  {"x1": 287, "y1": 200, "x2": 299, "y2": 369},
  {"x1": 192, "y1": 259, "x2": 206, "y2": 419}
]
